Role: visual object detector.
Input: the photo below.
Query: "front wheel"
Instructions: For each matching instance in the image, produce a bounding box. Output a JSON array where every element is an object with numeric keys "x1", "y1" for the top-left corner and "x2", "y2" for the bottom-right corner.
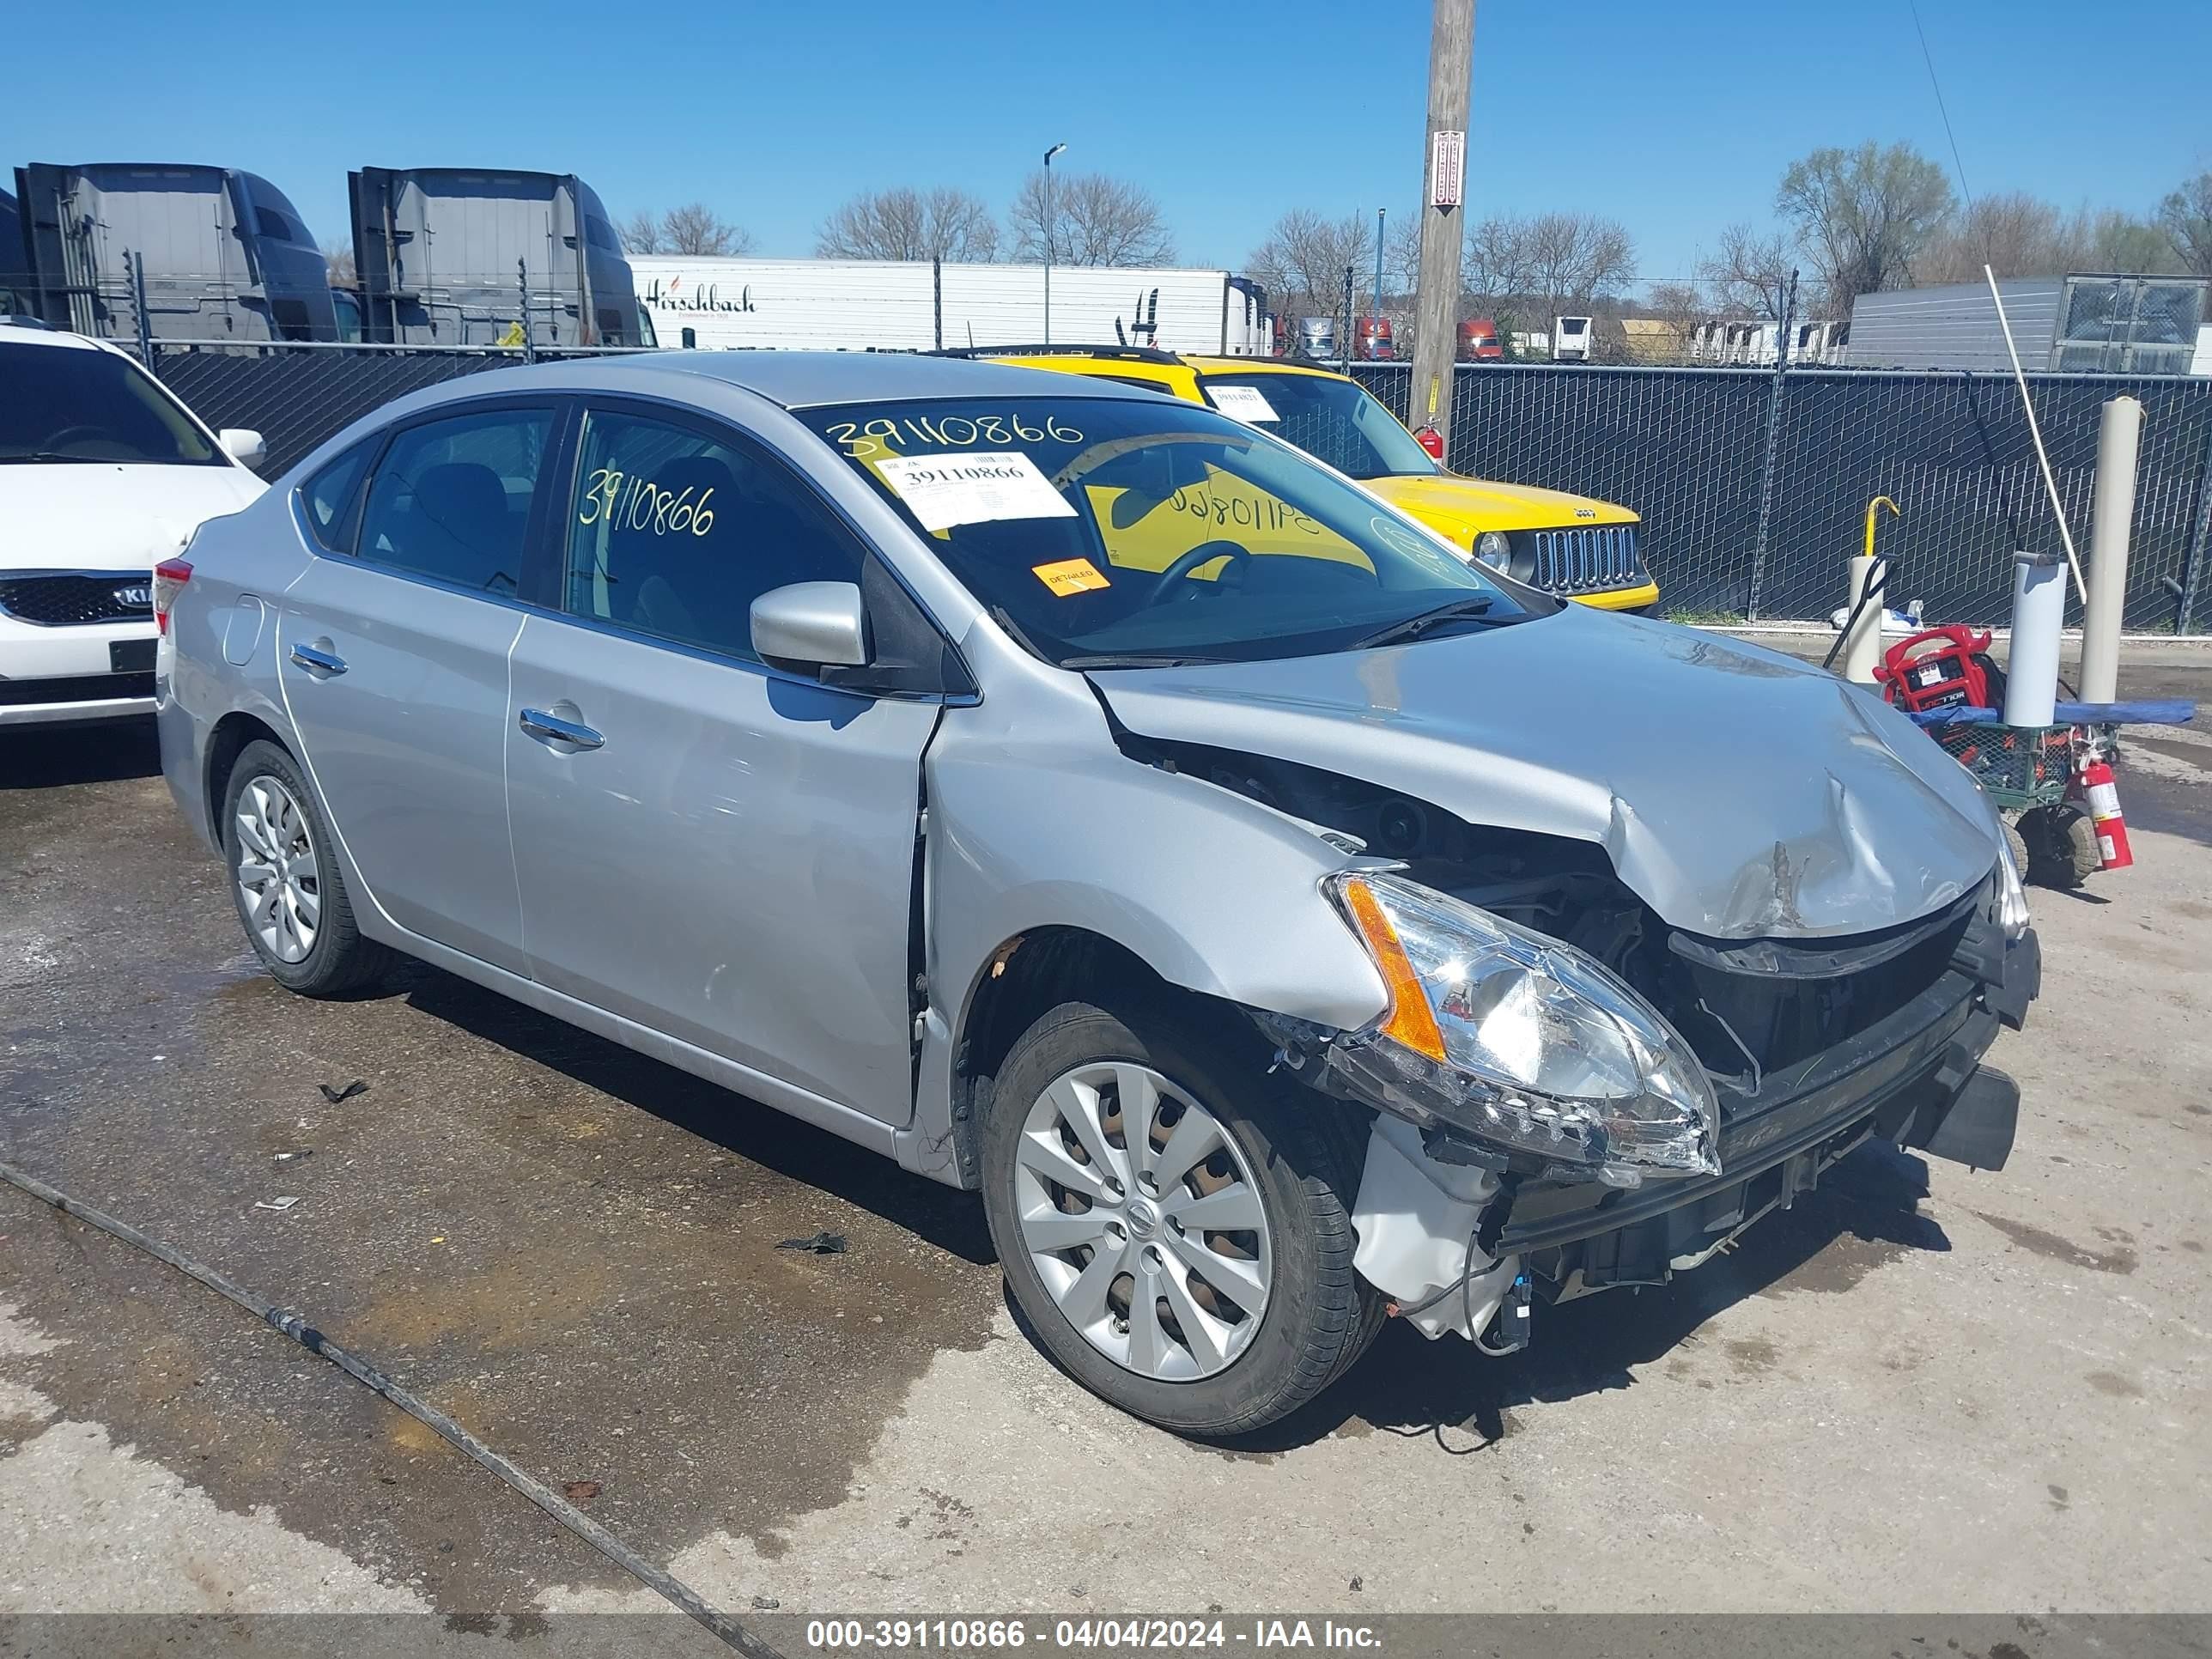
[{"x1": 979, "y1": 1000, "x2": 1382, "y2": 1437}]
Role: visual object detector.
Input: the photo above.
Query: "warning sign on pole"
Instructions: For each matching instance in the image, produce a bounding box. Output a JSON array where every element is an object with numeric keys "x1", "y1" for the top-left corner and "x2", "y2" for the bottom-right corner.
[{"x1": 1430, "y1": 130, "x2": 1466, "y2": 209}]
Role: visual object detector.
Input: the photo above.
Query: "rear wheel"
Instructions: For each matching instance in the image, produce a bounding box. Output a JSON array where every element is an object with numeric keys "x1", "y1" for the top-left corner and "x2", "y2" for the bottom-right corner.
[
  {"x1": 2018, "y1": 802, "x2": 2100, "y2": 890},
  {"x1": 979, "y1": 999, "x2": 1381, "y2": 1437},
  {"x1": 222, "y1": 739, "x2": 397, "y2": 997}
]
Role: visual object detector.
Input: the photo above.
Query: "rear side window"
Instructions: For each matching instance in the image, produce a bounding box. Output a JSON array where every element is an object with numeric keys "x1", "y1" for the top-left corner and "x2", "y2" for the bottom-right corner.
[
  {"x1": 356, "y1": 408, "x2": 553, "y2": 596},
  {"x1": 562, "y1": 407, "x2": 863, "y2": 662}
]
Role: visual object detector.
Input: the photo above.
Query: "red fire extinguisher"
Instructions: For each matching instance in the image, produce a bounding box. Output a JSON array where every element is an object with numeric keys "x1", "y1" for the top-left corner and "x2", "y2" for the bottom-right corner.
[
  {"x1": 1413, "y1": 424, "x2": 1445, "y2": 460},
  {"x1": 2078, "y1": 757, "x2": 2135, "y2": 870}
]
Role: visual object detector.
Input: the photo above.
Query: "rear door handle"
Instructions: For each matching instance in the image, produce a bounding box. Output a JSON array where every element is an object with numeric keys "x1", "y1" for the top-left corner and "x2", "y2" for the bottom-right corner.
[
  {"x1": 519, "y1": 707, "x2": 605, "y2": 750},
  {"x1": 289, "y1": 641, "x2": 347, "y2": 676}
]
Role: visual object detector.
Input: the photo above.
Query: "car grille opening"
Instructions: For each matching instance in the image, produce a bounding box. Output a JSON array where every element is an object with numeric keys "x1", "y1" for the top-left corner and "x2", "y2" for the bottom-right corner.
[
  {"x1": 0, "y1": 573, "x2": 156, "y2": 627},
  {"x1": 1525, "y1": 526, "x2": 1643, "y2": 592}
]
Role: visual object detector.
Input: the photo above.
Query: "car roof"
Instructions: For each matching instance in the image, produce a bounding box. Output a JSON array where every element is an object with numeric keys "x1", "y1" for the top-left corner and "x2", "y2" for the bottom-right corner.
[
  {"x1": 546, "y1": 349, "x2": 1164, "y2": 410},
  {"x1": 1182, "y1": 356, "x2": 1344, "y2": 381},
  {"x1": 0, "y1": 321, "x2": 118, "y2": 355}
]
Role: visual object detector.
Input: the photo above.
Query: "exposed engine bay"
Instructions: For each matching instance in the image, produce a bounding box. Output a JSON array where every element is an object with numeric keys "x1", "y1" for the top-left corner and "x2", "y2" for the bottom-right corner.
[{"x1": 1116, "y1": 730, "x2": 2040, "y2": 1349}]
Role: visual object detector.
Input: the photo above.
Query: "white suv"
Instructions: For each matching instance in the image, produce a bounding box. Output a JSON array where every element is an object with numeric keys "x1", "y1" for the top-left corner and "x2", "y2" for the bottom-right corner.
[{"x1": 1, "y1": 320, "x2": 267, "y2": 726}]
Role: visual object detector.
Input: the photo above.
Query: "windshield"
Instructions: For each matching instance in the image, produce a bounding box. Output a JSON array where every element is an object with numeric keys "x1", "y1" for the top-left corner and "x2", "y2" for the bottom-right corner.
[
  {"x1": 1196, "y1": 370, "x2": 1437, "y2": 482},
  {"x1": 803, "y1": 396, "x2": 1545, "y2": 668},
  {"x1": 0, "y1": 341, "x2": 222, "y2": 465}
]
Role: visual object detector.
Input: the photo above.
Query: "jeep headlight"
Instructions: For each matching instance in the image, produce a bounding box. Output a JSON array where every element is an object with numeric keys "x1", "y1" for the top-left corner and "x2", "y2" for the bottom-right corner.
[
  {"x1": 1996, "y1": 827, "x2": 2031, "y2": 941},
  {"x1": 1472, "y1": 530, "x2": 1512, "y2": 570},
  {"x1": 1326, "y1": 872, "x2": 1719, "y2": 1183}
]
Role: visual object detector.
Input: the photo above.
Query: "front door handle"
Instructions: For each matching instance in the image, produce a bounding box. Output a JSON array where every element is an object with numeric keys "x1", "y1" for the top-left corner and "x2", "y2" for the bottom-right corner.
[
  {"x1": 519, "y1": 707, "x2": 605, "y2": 750},
  {"x1": 289, "y1": 641, "x2": 347, "y2": 676}
]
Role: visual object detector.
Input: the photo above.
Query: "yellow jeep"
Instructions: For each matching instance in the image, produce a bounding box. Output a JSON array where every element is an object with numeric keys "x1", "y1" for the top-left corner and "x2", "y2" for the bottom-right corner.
[{"x1": 969, "y1": 345, "x2": 1658, "y2": 612}]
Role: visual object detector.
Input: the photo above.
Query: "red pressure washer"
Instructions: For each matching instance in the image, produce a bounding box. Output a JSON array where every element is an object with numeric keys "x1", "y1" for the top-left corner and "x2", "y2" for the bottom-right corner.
[{"x1": 1873, "y1": 626, "x2": 2007, "y2": 714}]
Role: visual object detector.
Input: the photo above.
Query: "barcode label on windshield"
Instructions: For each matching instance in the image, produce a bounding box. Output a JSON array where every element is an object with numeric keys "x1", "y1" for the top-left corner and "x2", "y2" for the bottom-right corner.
[
  {"x1": 1208, "y1": 385, "x2": 1280, "y2": 422},
  {"x1": 874, "y1": 452, "x2": 1077, "y2": 532}
]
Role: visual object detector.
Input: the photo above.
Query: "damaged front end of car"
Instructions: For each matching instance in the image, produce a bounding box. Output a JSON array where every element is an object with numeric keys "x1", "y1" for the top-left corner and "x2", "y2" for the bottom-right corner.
[{"x1": 1194, "y1": 750, "x2": 2046, "y2": 1354}]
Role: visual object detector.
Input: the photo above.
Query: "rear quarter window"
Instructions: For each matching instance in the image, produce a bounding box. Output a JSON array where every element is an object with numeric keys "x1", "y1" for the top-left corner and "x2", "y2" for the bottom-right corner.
[{"x1": 301, "y1": 442, "x2": 375, "y2": 553}]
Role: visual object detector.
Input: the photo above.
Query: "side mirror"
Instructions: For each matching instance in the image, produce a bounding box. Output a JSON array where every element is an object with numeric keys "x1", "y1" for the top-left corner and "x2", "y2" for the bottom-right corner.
[
  {"x1": 218, "y1": 428, "x2": 267, "y2": 472},
  {"x1": 751, "y1": 581, "x2": 870, "y2": 672}
]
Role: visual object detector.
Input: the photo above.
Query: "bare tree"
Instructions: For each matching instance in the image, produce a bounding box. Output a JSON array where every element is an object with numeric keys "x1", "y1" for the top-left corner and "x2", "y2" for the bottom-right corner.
[
  {"x1": 1009, "y1": 172, "x2": 1174, "y2": 266},
  {"x1": 657, "y1": 203, "x2": 755, "y2": 258},
  {"x1": 1522, "y1": 211, "x2": 1637, "y2": 322},
  {"x1": 816, "y1": 187, "x2": 998, "y2": 262},
  {"x1": 2159, "y1": 169, "x2": 2212, "y2": 276},
  {"x1": 1916, "y1": 192, "x2": 2075, "y2": 284},
  {"x1": 2078, "y1": 208, "x2": 2184, "y2": 274},
  {"x1": 1639, "y1": 279, "x2": 1708, "y2": 359},
  {"x1": 1383, "y1": 212, "x2": 1423, "y2": 299},
  {"x1": 322, "y1": 240, "x2": 356, "y2": 288},
  {"x1": 1697, "y1": 222, "x2": 1796, "y2": 319},
  {"x1": 1776, "y1": 141, "x2": 1954, "y2": 307},
  {"x1": 1460, "y1": 215, "x2": 1534, "y2": 303},
  {"x1": 619, "y1": 210, "x2": 665, "y2": 255},
  {"x1": 1244, "y1": 210, "x2": 1366, "y2": 330}
]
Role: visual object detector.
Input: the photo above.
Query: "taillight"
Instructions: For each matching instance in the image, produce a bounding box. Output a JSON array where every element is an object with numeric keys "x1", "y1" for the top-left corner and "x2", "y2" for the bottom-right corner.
[{"x1": 153, "y1": 559, "x2": 192, "y2": 635}]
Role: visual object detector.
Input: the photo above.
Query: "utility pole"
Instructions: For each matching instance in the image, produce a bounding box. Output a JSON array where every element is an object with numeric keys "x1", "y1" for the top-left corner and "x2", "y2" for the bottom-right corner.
[{"x1": 1409, "y1": 0, "x2": 1474, "y2": 456}]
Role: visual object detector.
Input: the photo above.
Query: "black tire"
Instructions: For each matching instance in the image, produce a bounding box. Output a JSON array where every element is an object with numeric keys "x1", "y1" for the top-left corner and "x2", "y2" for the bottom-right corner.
[
  {"x1": 2018, "y1": 803, "x2": 2099, "y2": 890},
  {"x1": 221, "y1": 739, "x2": 398, "y2": 997},
  {"x1": 979, "y1": 998, "x2": 1382, "y2": 1437}
]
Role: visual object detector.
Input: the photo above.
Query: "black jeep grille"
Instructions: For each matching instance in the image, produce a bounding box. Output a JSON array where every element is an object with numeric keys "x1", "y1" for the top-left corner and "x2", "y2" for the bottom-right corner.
[{"x1": 0, "y1": 573, "x2": 155, "y2": 627}]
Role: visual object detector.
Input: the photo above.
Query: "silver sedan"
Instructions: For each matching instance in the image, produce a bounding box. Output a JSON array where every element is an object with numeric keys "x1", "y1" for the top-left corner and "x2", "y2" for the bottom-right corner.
[{"x1": 159, "y1": 352, "x2": 2039, "y2": 1435}]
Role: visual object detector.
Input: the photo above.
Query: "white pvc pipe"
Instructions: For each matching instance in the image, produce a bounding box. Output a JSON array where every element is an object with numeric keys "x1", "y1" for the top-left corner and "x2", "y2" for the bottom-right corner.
[
  {"x1": 1985, "y1": 265, "x2": 2087, "y2": 608},
  {"x1": 1842, "y1": 555, "x2": 1884, "y2": 683},
  {"x1": 2004, "y1": 550, "x2": 2066, "y2": 727},
  {"x1": 2080, "y1": 396, "x2": 2142, "y2": 704}
]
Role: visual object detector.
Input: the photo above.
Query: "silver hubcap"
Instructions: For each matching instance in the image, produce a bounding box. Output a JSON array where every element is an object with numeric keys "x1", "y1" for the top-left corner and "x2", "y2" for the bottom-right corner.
[
  {"x1": 234, "y1": 775, "x2": 321, "y2": 964},
  {"x1": 1014, "y1": 1061, "x2": 1273, "y2": 1382}
]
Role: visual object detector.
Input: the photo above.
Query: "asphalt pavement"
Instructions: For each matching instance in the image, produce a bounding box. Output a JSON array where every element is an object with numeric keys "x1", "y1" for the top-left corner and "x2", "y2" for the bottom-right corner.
[{"x1": 2, "y1": 658, "x2": 2209, "y2": 1630}]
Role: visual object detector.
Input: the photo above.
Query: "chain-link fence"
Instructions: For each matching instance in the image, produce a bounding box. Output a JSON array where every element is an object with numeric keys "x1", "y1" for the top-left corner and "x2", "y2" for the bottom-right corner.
[
  {"x1": 1351, "y1": 362, "x2": 2212, "y2": 631},
  {"x1": 135, "y1": 342, "x2": 2212, "y2": 631},
  {"x1": 141, "y1": 342, "x2": 644, "y2": 477}
]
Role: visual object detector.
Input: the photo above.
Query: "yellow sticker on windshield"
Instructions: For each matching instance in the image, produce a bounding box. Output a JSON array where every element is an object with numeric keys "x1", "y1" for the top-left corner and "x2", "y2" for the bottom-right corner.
[{"x1": 1032, "y1": 556, "x2": 1111, "y2": 597}]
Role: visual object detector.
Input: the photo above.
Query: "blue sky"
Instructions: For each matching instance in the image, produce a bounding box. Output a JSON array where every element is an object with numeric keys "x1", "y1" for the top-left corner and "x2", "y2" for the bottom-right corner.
[{"x1": 5, "y1": 0, "x2": 2206, "y2": 283}]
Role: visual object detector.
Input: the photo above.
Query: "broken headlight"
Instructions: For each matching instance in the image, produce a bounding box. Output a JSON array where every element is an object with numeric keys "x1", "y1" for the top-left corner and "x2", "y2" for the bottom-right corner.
[{"x1": 1325, "y1": 872, "x2": 1720, "y2": 1183}]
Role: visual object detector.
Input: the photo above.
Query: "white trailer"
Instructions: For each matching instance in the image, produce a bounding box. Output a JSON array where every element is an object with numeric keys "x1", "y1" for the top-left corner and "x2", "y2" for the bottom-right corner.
[{"x1": 635, "y1": 257, "x2": 1267, "y2": 356}]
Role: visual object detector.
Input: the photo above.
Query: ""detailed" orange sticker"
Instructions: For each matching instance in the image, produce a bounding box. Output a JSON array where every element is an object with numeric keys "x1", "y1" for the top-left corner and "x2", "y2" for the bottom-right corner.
[{"x1": 1031, "y1": 556, "x2": 1111, "y2": 597}]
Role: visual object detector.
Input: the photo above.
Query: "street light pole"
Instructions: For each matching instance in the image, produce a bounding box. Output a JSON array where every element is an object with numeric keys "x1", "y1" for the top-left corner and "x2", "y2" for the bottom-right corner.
[
  {"x1": 1372, "y1": 207, "x2": 1387, "y2": 359},
  {"x1": 1042, "y1": 142, "x2": 1066, "y2": 344}
]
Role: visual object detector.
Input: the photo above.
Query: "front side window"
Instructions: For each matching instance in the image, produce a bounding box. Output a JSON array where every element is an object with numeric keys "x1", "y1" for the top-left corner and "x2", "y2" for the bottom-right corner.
[
  {"x1": 356, "y1": 407, "x2": 552, "y2": 594},
  {"x1": 802, "y1": 397, "x2": 1543, "y2": 668},
  {"x1": 0, "y1": 342, "x2": 222, "y2": 466},
  {"x1": 1195, "y1": 372, "x2": 1437, "y2": 482},
  {"x1": 562, "y1": 408, "x2": 863, "y2": 662}
]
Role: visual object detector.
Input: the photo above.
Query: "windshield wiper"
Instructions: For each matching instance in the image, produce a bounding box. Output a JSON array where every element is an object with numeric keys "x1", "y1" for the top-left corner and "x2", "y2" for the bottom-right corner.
[
  {"x1": 1351, "y1": 596, "x2": 1499, "y2": 650},
  {"x1": 0, "y1": 452, "x2": 112, "y2": 465},
  {"x1": 1060, "y1": 652, "x2": 1232, "y2": 670}
]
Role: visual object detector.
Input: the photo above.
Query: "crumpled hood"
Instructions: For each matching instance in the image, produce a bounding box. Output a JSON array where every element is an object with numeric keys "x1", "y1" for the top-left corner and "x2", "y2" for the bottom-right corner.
[
  {"x1": 1365, "y1": 472, "x2": 1638, "y2": 537},
  {"x1": 1092, "y1": 608, "x2": 2004, "y2": 939},
  {"x1": 2, "y1": 463, "x2": 264, "y2": 570}
]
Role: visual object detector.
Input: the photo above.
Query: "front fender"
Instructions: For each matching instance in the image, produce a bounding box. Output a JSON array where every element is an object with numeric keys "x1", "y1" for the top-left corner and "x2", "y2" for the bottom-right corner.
[{"x1": 927, "y1": 744, "x2": 1389, "y2": 1040}]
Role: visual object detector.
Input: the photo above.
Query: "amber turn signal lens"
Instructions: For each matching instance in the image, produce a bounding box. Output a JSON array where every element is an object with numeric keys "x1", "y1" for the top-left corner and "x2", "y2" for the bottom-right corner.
[{"x1": 1338, "y1": 877, "x2": 1447, "y2": 1062}]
